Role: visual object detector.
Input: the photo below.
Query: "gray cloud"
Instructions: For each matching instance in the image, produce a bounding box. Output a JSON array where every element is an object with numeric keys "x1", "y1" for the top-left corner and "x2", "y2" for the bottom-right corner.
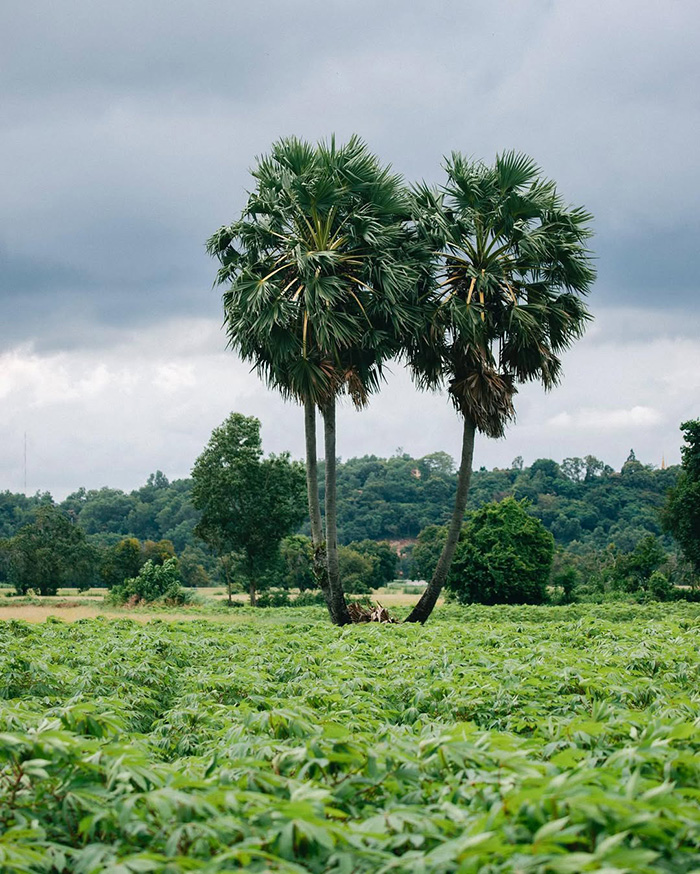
[{"x1": 1, "y1": 0, "x2": 698, "y2": 494}]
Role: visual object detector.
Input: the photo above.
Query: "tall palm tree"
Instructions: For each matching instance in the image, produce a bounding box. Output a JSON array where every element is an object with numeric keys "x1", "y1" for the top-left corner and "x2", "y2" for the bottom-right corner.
[
  {"x1": 405, "y1": 151, "x2": 596, "y2": 623},
  {"x1": 207, "y1": 136, "x2": 425, "y2": 624}
]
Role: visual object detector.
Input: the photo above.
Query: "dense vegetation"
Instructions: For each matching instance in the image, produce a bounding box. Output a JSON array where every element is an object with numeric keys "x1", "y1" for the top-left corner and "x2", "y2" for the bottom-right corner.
[
  {"x1": 0, "y1": 451, "x2": 683, "y2": 596},
  {"x1": 1, "y1": 606, "x2": 699, "y2": 871},
  {"x1": 0, "y1": 454, "x2": 679, "y2": 551},
  {"x1": 662, "y1": 420, "x2": 700, "y2": 576}
]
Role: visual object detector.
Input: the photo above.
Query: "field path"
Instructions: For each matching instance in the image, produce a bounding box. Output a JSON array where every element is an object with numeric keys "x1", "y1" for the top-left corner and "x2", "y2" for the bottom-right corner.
[{"x1": 0, "y1": 604, "x2": 244, "y2": 623}]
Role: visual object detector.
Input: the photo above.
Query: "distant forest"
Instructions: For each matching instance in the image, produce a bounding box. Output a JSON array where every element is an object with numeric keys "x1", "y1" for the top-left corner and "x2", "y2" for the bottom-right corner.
[{"x1": 0, "y1": 451, "x2": 679, "y2": 568}]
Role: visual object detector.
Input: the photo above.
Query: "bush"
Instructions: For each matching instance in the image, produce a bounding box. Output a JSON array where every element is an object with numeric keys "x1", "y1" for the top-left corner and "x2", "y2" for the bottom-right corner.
[
  {"x1": 108, "y1": 558, "x2": 191, "y2": 606},
  {"x1": 338, "y1": 546, "x2": 374, "y2": 593},
  {"x1": 293, "y1": 590, "x2": 328, "y2": 607},
  {"x1": 256, "y1": 590, "x2": 328, "y2": 608},
  {"x1": 256, "y1": 590, "x2": 291, "y2": 608},
  {"x1": 551, "y1": 567, "x2": 579, "y2": 604},
  {"x1": 648, "y1": 570, "x2": 675, "y2": 601},
  {"x1": 447, "y1": 498, "x2": 554, "y2": 605}
]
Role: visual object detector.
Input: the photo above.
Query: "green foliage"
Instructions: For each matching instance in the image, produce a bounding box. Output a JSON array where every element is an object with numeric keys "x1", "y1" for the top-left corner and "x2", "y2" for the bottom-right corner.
[
  {"x1": 410, "y1": 152, "x2": 595, "y2": 437},
  {"x1": 3, "y1": 507, "x2": 97, "y2": 595},
  {"x1": 1, "y1": 605, "x2": 700, "y2": 870},
  {"x1": 99, "y1": 537, "x2": 179, "y2": 589},
  {"x1": 0, "y1": 453, "x2": 681, "y2": 582},
  {"x1": 337, "y1": 546, "x2": 374, "y2": 594},
  {"x1": 99, "y1": 537, "x2": 143, "y2": 588},
  {"x1": 177, "y1": 545, "x2": 211, "y2": 588},
  {"x1": 412, "y1": 524, "x2": 448, "y2": 580},
  {"x1": 345, "y1": 539, "x2": 398, "y2": 587},
  {"x1": 109, "y1": 557, "x2": 190, "y2": 605},
  {"x1": 279, "y1": 535, "x2": 315, "y2": 591},
  {"x1": 663, "y1": 419, "x2": 700, "y2": 578},
  {"x1": 323, "y1": 452, "x2": 458, "y2": 542},
  {"x1": 447, "y1": 498, "x2": 554, "y2": 605},
  {"x1": 191, "y1": 413, "x2": 306, "y2": 604},
  {"x1": 609, "y1": 535, "x2": 666, "y2": 594},
  {"x1": 551, "y1": 567, "x2": 579, "y2": 604},
  {"x1": 207, "y1": 135, "x2": 425, "y2": 411},
  {"x1": 647, "y1": 570, "x2": 675, "y2": 601},
  {"x1": 0, "y1": 490, "x2": 52, "y2": 540}
]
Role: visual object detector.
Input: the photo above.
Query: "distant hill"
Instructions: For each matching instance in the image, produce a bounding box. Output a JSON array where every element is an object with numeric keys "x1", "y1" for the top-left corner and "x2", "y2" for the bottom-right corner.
[{"x1": 0, "y1": 453, "x2": 679, "y2": 557}]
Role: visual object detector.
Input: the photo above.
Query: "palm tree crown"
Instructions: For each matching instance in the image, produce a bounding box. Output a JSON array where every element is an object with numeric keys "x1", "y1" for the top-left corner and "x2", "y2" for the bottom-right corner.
[
  {"x1": 411, "y1": 150, "x2": 595, "y2": 436},
  {"x1": 207, "y1": 135, "x2": 423, "y2": 408}
]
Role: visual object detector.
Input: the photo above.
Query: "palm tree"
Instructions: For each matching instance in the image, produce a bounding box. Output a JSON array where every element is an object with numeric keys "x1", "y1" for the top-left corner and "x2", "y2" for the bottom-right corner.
[
  {"x1": 405, "y1": 151, "x2": 596, "y2": 623},
  {"x1": 207, "y1": 136, "x2": 424, "y2": 624}
]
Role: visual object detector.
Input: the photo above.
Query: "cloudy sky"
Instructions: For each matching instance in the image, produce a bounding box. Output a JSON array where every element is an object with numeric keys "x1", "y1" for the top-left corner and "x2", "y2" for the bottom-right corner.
[{"x1": 2, "y1": 0, "x2": 699, "y2": 498}]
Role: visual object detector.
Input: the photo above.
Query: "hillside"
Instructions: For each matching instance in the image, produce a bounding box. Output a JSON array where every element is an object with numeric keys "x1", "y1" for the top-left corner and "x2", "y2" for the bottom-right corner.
[{"x1": 0, "y1": 452, "x2": 679, "y2": 561}]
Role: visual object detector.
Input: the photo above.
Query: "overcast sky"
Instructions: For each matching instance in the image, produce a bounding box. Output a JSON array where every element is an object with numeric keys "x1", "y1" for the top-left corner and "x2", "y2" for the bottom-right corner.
[{"x1": 2, "y1": 0, "x2": 699, "y2": 499}]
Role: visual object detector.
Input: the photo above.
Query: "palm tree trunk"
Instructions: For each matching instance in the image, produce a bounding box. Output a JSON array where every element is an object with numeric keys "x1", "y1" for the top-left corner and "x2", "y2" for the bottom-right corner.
[
  {"x1": 405, "y1": 415, "x2": 476, "y2": 623},
  {"x1": 304, "y1": 398, "x2": 334, "y2": 621},
  {"x1": 322, "y1": 398, "x2": 352, "y2": 625}
]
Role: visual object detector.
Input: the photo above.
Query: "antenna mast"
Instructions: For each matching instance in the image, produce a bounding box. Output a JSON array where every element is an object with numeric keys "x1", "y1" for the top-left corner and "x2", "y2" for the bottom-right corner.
[{"x1": 24, "y1": 432, "x2": 27, "y2": 494}]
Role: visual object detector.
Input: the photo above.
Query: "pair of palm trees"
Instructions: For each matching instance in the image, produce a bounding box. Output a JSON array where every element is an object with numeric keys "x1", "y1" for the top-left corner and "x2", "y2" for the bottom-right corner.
[{"x1": 207, "y1": 136, "x2": 595, "y2": 625}]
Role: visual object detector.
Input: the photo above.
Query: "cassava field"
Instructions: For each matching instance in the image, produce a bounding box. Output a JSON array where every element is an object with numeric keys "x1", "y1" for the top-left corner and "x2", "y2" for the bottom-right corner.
[{"x1": 1, "y1": 604, "x2": 700, "y2": 872}]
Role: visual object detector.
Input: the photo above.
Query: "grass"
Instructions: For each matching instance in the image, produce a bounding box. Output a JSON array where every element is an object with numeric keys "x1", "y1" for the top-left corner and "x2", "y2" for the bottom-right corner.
[{"x1": 0, "y1": 585, "x2": 430, "y2": 621}]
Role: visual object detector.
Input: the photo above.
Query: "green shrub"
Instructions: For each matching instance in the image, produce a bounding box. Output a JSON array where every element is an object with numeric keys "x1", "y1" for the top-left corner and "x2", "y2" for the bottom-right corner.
[
  {"x1": 648, "y1": 570, "x2": 675, "y2": 601},
  {"x1": 256, "y1": 590, "x2": 291, "y2": 608},
  {"x1": 447, "y1": 498, "x2": 554, "y2": 605},
  {"x1": 108, "y1": 557, "x2": 191, "y2": 606},
  {"x1": 293, "y1": 590, "x2": 328, "y2": 607}
]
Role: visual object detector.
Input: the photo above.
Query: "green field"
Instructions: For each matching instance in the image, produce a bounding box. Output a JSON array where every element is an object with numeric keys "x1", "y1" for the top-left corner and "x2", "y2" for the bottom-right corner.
[{"x1": 1, "y1": 604, "x2": 700, "y2": 872}]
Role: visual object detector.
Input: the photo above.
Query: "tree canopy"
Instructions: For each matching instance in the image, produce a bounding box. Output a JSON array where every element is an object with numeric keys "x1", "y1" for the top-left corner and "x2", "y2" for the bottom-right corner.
[
  {"x1": 3, "y1": 506, "x2": 97, "y2": 596},
  {"x1": 191, "y1": 413, "x2": 306, "y2": 605},
  {"x1": 446, "y1": 498, "x2": 554, "y2": 605},
  {"x1": 662, "y1": 420, "x2": 700, "y2": 577}
]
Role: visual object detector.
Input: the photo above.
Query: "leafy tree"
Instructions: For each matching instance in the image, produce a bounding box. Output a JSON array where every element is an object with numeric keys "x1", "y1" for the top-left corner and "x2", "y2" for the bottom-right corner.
[
  {"x1": 0, "y1": 490, "x2": 48, "y2": 539},
  {"x1": 551, "y1": 567, "x2": 579, "y2": 604},
  {"x1": 610, "y1": 535, "x2": 666, "y2": 594},
  {"x1": 64, "y1": 487, "x2": 136, "y2": 536},
  {"x1": 647, "y1": 570, "x2": 675, "y2": 601},
  {"x1": 346, "y1": 539, "x2": 398, "y2": 588},
  {"x1": 561, "y1": 457, "x2": 586, "y2": 482},
  {"x1": 662, "y1": 420, "x2": 700, "y2": 579},
  {"x1": 141, "y1": 539, "x2": 176, "y2": 566},
  {"x1": 5, "y1": 506, "x2": 97, "y2": 595},
  {"x1": 100, "y1": 537, "x2": 143, "y2": 588},
  {"x1": 191, "y1": 413, "x2": 306, "y2": 606},
  {"x1": 337, "y1": 546, "x2": 374, "y2": 594},
  {"x1": 406, "y1": 152, "x2": 595, "y2": 622},
  {"x1": 584, "y1": 455, "x2": 605, "y2": 481},
  {"x1": 178, "y1": 546, "x2": 211, "y2": 588},
  {"x1": 411, "y1": 525, "x2": 448, "y2": 581},
  {"x1": 279, "y1": 535, "x2": 316, "y2": 591},
  {"x1": 207, "y1": 135, "x2": 426, "y2": 624},
  {"x1": 447, "y1": 498, "x2": 554, "y2": 605}
]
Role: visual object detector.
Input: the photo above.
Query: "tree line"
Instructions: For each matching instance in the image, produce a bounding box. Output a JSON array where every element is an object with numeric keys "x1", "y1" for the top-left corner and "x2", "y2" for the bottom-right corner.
[{"x1": 0, "y1": 440, "x2": 689, "y2": 602}]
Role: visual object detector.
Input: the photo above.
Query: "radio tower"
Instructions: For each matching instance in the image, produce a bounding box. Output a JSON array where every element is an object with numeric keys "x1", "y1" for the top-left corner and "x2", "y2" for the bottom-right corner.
[{"x1": 23, "y1": 432, "x2": 27, "y2": 494}]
